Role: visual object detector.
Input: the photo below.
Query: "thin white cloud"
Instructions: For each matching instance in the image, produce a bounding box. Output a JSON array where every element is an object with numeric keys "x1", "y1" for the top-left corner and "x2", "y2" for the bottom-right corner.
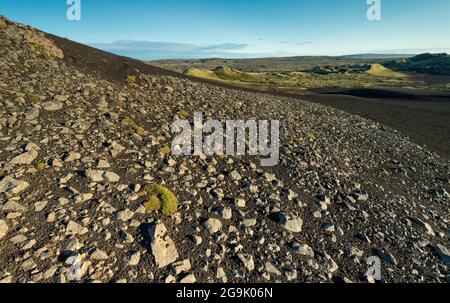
[{"x1": 89, "y1": 40, "x2": 249, "y2": 60}]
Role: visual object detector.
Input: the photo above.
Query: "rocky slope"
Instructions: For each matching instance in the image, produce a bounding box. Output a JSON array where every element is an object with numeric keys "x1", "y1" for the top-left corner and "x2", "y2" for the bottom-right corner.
[{"x1": 0, "y1": 17, "x2": 449, "y2": 283}]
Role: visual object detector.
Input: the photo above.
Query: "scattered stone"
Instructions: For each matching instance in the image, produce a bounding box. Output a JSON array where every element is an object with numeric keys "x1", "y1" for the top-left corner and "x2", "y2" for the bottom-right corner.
[
  {"x1": 65, "y1": 221, "x2": 87, "y2": 236},
  {"x1": 148, "y1": 222, "x2": 179, "y2": 268},
  {"x1": 237, "y1": 254, "x2": 255, "y2": 271},
  {"x1": 85, "y1": 169, "x2": 104, "y2": 182},
  {"x1": 9, "y1": 150, "x2": 38, "y2": 165},
  {"x1": 411, "y1": 218, "x2": 435, "y2": 236},
  {"x1": 203, "y1": 218, "x2": 222, "y2": 234},
  {"x1": 172, "y1": 259, "x2": 191, "y2": 275},
  {"x1": 116, "y1": 209, "x2": 134, "y2": 222},
  {"x1": 377, "y1": 250, "x2": 398, "y2": 266},
  {"x1": 0, "y1": 220, "x2": 8, "y2": 239},
  {"x1": 127, "y1": 252, "x2": 141, "y2": 266},
  {"x1": 104, "y1": 171, "x2": 120, "y2": 183},
  {"x1": 90, "y1": 249, "x2": 109, "y2": 261},
  {"x1": 179, "y1": 274, "x2": 196, "y2": 284},
  {"x1": 75, "y1": 193, "x2": 94, "y2": 204},
  {"x1": 0, "y1": 176, "x2": 29, "y2": 194},
  {"x1": 265, "y1": 262, "x2": 281, "y2": 276},
  {"x1": 434, "y1": 244, "x2": 450, "y2": 264},
  {"x1": 42, "y1": 101, "x2": 63, "y2": 111},
  {"x1": 275, "y1": 213, "x2": 303, "y2": 233}
]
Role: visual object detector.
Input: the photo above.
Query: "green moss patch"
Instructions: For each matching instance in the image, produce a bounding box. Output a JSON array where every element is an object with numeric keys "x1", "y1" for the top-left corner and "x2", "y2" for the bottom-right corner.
[
  {"x1": 142, "y1": 184, "x2": 179, "y2": 216},
  {"x1": 123, "y1": 116, "x2": 146, "y2": 136}
]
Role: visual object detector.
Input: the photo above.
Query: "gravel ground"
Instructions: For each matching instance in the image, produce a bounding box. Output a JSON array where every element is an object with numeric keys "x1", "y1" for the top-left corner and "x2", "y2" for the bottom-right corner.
[{"x1": 0, "y1": 17, "x2": 449, "y2": 283}]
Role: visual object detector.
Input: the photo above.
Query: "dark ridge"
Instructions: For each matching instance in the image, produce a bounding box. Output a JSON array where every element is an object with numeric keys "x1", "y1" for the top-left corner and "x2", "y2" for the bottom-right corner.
[{"x1": 45, "y1": 33, "x2": 185, "y2": 84}]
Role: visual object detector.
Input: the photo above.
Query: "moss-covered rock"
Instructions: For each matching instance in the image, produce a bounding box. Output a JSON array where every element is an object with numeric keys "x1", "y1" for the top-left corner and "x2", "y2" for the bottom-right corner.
[
  {"x1": 144, "y1": 195, "x2": 162, "y2": 212},
  {"x1": 178, "y1": 110, "x2": 190, "y2": 119},
  {"x1": 143, "y1": 185, "x2": 179, "y2": 216},
  {"x1": 36, "y1": 162, "x2": 46, "y2": 170},
  {"x1": 127, "y1": 75, "x2": 136, "y2": 84},
  {"x1": 160, "y1": 145, "x2": 171, "y2": 156},
  {"x1": 123, "y1": 116, "x2": 146, "y2": 136}
]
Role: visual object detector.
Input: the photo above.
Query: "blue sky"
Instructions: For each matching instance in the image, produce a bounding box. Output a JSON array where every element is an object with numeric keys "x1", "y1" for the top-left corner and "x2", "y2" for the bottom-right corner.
[{"x1": 1, "y1": 0, "x2": 449, "y2": 59}]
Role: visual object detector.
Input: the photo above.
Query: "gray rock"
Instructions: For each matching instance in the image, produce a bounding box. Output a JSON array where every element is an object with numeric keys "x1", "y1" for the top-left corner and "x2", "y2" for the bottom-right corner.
[
  {"x1": 411, "y1": 218, "x2": 435, "y2": 236},
  {"x1": 377, "y1": 250, "x2": 398, "y2": 266},
  {"x1": 434, "y1": 244, "x2": 450, "y2": 264}
]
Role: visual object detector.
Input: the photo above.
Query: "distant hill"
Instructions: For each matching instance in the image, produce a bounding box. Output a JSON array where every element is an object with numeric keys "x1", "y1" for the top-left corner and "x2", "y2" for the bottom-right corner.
[
  {"x1": 384, "y1": 53, "x2": 450, "y2": 76},
  {"x1": 308, "y1": 63, "x2": 407, "y2": 78},
  {"x1": 365, "y1": 64, "x2": 407, "y2": 78},
  {"x1": 186, "y1": 66, "x2": 262, "y2": 82}
]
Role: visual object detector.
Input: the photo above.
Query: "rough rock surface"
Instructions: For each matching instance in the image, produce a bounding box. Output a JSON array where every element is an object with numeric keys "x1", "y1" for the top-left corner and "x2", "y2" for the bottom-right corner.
[{"x1": 0, "y1": 17, "x2": 448, "y2": 283}]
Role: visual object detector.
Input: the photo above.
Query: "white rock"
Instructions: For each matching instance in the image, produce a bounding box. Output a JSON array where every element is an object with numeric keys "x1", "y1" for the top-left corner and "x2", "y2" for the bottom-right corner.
[
  {"x1": 9, "y1": 150, "x2": 38, "y2": 165},
  {"x1": 236, "y1": 199, "x2": 246, "y2": 208},
  {"x1": 42, "y1": 101, "x2": 63, "y2": 111},
  {"x1": 104, "y1": 171, "x2": 120, "y2": 183},
  {"x1": 265, "y1": 262, "x2": 281, "y2": 276},
  {"x1": 148, "y1": 222, "x2": 179, "y2": 269},
  {"x1": 218, "y1": 207, "x2": 232, "y2": 220},
  {"x1": 90, "y1": 249, "x2": 109, "y2": 261},
  {"x1": 25, "y1": 108, "x2": 40, "y2": 120},
  {"x1": 296, "y1": 243, "x2": 315, "y2": 258},
  {"x1": 75, "y1": 193, "x2": 93, "y2": 204},
  {"x1": 0, "y1": 220, "x2": 8, "y2": 239},
  {"x1": 97, "y1": 159, "x2": 110, "y2": 169},
  {"x1": 237, "y1": 254, "x2": 255, "y2": 271},
  {"x1": 85, "y1": 169, "x2": 104, "y2": 182},
  {"x1": 65, "y1": 152, "x2": 81, "y2": 162},
  {"x1": 34, "y1": 200, "x2": 48, "y2": 212},
  {"x1": 230, "y1": 170, "x2": 242, "y2": 181},
  {"x1": 116, "y1": 209, "x2": 134, "y2": 222},
  {"x1": 276, "y1": 213, "x2": 303, "y2": 233},
  {"x1": 172, "y1": 259, "x2": 191, "y2": 275},
  {"x1": 127, "y1": 252, "x2": 141, "y2": 266},
  {"x1": 65, "y1": 221, "x2": 87, "y2": 236},
  {"x1": 203, "y1": 218, "x2": 222, "y2": 234},
  {"x1": 180, "y1": 274, "x2": 196, "y2": 284},
  {"x1": 0, "y1": 176, "x2": 29, "y2": 194}
]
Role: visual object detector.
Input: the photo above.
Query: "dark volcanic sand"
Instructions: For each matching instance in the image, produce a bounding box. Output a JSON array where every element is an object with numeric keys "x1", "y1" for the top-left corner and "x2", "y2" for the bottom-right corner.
[{"x1": 302, "y1": 89, "x2": 450, "y2": 160}]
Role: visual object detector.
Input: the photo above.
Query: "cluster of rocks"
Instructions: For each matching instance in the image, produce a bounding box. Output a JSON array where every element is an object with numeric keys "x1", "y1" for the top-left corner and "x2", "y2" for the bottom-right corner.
[{"x1": 0, "y1": 16, "x2": 449, "y2": 283}]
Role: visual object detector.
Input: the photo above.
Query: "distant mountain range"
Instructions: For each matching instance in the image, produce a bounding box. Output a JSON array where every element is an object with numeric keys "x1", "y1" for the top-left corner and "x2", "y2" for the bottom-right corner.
[{"x1": 340, "y1": 54, "x2": 416, "y2": 59}]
